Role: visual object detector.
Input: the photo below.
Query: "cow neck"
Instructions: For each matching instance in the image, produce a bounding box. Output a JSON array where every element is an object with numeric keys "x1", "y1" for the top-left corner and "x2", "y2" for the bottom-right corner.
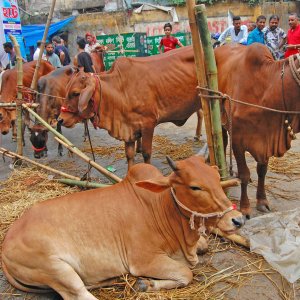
[
  {"x1": 281, "y1": 56, "x2": 300, "y2": 140},
  {"x1": 170, "y1": 187, "x2": 236, "y2": 236},
  {"x1": 90, "y1": 74, "x2": 101, "y2": 129}
]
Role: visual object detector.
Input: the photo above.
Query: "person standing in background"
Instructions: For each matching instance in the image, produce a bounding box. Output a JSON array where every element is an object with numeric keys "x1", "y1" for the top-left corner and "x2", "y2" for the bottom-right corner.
[
  {"x1": 263, "y1": 15, "x2": 286, "y2": 60},
  {"x1": 52, "y1": 35, "x2": 71, "y2": 66},
  {"x1": 76, "y1": 38, "x2": 95, "y2": 73},
  {"x1": 45, "y1": 42, "x2": 62, "y2": 68},
  {"x1": 217, "y1": 16, "x2": 248, "y2": 45},
  {"x1": 33, "y1": 40, "x2": 46, "y2": 61},
  {"x1": 158, "y1": 23, "x2": 184, "y2": 54},
  {"x1": 285, "y1": 13, "x2": 300, "y2": 58},
  {"x1": 247, "y1": 15, "x2": 266, "y2": 45},
  {"x1": 84, "y1": 32, "x2": 101, "y2": 54}
]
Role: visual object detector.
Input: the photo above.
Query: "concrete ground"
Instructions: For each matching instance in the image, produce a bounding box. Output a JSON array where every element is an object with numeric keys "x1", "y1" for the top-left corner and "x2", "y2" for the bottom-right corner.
[{"x1": 0, "y1": 113, "x2": 300, "y2": 299}]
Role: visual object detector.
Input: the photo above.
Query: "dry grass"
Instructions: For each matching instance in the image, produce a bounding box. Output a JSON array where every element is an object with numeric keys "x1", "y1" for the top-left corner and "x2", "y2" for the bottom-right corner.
[
  {"x1": 269, "y1": 152, "x2": 300, "y2": 175},
  {"x1": 81, "y1": 135, "x2": 199, "y2": 162},
  {"x1": 0, "y1": 168, "x2": 297, "y2": 300}
]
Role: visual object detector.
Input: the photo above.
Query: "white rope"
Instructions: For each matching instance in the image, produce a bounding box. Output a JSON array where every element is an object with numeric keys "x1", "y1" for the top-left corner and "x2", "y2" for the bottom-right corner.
[{"x1": 170, "y1": 187, "x2": 234, "y2": 235}]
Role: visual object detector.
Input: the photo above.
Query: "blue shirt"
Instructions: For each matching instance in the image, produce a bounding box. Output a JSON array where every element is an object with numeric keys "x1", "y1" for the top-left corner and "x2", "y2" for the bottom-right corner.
[{"x1": 247, "y1": 28, "x2": 265, "y2": 45}]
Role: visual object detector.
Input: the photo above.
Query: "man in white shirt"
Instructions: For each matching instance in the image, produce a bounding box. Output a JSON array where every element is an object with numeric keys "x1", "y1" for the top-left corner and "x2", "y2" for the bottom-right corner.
[
  {"x1": 0, "y1": 49, "x2": 9, "y2": 72},
  {"x1": 218, "y1": 16, "x2": 248, "y2": 45},
  {"x1": 33, "y1": 40, "x2": 46, "y2": 61},
  {"x1": 84, "y1": 32, "x2": 101, "y2": 54}
]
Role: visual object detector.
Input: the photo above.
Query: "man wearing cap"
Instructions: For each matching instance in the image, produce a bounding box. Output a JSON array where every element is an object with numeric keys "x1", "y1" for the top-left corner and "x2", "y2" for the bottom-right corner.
[{"x1": 85, "y1": 32, "x2": 102, "y2": 54}]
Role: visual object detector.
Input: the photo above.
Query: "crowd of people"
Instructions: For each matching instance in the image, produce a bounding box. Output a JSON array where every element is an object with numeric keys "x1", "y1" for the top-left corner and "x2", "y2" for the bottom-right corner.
[
  {"x1": 0, "y1": 31, "x2": 101, "y2": 73},
  {"x1": 216, "y1": 13, "x2": 300, "y2": 60},
  {"x1": 1, "y1": 13, "x2": 300, "y2": 73}
]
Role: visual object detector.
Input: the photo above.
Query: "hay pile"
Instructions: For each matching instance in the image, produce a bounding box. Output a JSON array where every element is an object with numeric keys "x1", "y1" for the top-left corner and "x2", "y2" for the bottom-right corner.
[
  {"x1": 269, "y1": 152, "x2": 300, "y2": 175},
  {"x1": 81, "y1": 135, "x2": 198, "y2": 162},
  {"x1": 0, "y1": 168, "x2": 297, "y2": 299},
  {"x1": 0, "y1": 167, "x2": 78, "y2": 254}
]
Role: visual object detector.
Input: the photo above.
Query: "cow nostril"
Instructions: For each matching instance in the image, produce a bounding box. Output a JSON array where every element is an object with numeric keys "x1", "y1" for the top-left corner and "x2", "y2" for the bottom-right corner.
[
  {"x1": 232, "y1": 217, "x2": 244, "y2": 228},
  {"x1": 57, "y1": 118, "x2": 64, "y2": 124}
]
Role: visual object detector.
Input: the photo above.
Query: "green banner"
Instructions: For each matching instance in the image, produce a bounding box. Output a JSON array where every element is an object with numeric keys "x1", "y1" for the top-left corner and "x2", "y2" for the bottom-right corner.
[{"x1": 97, "y1": 32, "x2": 192, "y2": 70}]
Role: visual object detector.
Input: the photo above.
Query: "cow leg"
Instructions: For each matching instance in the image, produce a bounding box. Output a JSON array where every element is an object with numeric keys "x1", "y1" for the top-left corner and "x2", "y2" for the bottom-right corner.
[
  {"x1": 125, "y1": 141, "x2": 135, "y2": 169},
  {"x1": 56, "y1": 122, "x2": 63, "y2": 156},
  {"x1": 194, "y1": 109, "x2": 203, "y2": 141},
  {"x1": 11, "y1": 120, "x2": 17, "y2": 141},
  {"x1": 256, "y1": 162, "x2": 270, "y2": 213},
  {"x1": 141, "y1": 127, "x2": 154, "y2": 164},
  {"x1": 133, "y1": 257, "x2": 193, "y2": 292},
  {"x1": 40, "y1": 262, "x2": 97, "y2": 300},
  {"x1": 136, "y1": 137, "x2": 142, "y2": 153},
  {"x1": 233, "y1": 146, "x2": 251, "y2": 218}
]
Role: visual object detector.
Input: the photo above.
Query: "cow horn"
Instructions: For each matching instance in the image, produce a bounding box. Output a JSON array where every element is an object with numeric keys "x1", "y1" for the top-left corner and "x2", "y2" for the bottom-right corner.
[
  {"x1": 166, "y1": 155, "x2": 178, "y2": 171},
  {"x1": 197, "y1": 143, "x2": 209, "y2": 158}
]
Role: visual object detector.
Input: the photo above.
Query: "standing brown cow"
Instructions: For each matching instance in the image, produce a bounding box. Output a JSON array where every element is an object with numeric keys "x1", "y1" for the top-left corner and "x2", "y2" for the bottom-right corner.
[
  {"x1": 0, "y1": 60, "x2": 54, "y2": 138},
  {"x1": 59, "y1": 46, "x2": 202, "y2": 168},
  {"x1": 2, "y1": 154, "x2": 244, "y2": 299},
  {"x1": 30, "y1": 50, "x2": 106, "y2": 158},
  {"x1": 215, "y1": 43, "x2": 300, "y2": 217}
]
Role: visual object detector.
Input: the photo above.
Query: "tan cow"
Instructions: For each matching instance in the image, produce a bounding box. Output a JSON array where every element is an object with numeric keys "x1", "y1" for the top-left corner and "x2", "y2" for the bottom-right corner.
[{"x1": 2, "y1": 154, "x2": 244, "y2": 299}]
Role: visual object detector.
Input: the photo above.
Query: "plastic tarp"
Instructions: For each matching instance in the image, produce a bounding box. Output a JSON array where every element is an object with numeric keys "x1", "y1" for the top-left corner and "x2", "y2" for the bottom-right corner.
[
  {"x1": 134, "y1": 4, "x2": 178, "y2": 23},
  {"x1": 240, "y1": 208, "x2": 300, "y2": 283},
  {"x1": 22, "y1": 16, "x2": 75, "y2": 47}
]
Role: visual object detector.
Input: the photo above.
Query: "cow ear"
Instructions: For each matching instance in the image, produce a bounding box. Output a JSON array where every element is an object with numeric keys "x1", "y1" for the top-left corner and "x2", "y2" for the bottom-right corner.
[
  {"x1": 78, "y1": 78, "x2": 96, "y2": 113},
  {"x1": 135, "y1": 176, "x2": 170, "y2": 193}
]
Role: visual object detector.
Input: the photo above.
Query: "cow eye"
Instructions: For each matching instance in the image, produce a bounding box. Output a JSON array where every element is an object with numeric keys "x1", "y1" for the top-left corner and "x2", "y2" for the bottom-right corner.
[
  {"x1": 190, "y1": 186, "x2": 202, "y2": 191},
  {"x1": 72, "y1": 92, "x2": 80, "y2": 97}
]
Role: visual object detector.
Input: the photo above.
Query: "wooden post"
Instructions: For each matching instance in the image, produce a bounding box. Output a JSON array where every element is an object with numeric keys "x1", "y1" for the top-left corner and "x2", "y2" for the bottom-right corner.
[
  {"x1": 9, "y1": 35, "x2": 23, "y2": 156},
  {"x1": 186, "y1": 0, "x2": 216, "y2": 165},
  {"x1": 30, "y1": 0, "x2": 56, "y2": 90},
  {"x1": 195, "y1": 5, "x2": 229, "y2": 180}
]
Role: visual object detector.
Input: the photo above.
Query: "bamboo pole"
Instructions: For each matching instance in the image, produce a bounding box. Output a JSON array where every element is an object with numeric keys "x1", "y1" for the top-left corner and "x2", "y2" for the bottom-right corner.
[
  {"x1": 21, "y1": 104, "x2": 121, "y2": 184},
  {"x1": 9, "y1": 35, "x2": 23, "y2": 156},
  {"x1": 22, "y1": 103, "x2": 121, "y2": 183},
  {"x1": 186, "y1": 0, "x2": 215, "y2": 165},
  {"x1": 57, "y1": 178, "x2": 110, "y2": 189},
  {"x1": 0, "y1": 147, "x2": 80, "y2": 180},
  {"x1": 30, "y1": 0, "x2": 56, "y2": 91},
  {"x1": 54, "y1": 136, "x2": 122, "y2": 183},
  {"x1": 0, "y1": 103, "x2": 39, "y2": 108},
  {"x1": 211, "y1": 228, "x2": 250, "y2": 249},
  {"x1": 220, "y1": 178, "x2": 240, "y2": 189},
  {"x1": 195, "y1": 5, "x2": 228, "y2": 180}
]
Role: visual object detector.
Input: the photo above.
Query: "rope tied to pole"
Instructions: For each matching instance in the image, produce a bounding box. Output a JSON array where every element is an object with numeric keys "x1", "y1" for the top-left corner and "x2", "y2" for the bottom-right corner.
[{"x1": 197, "y1": 86, "x2": 300, "y2": 114}]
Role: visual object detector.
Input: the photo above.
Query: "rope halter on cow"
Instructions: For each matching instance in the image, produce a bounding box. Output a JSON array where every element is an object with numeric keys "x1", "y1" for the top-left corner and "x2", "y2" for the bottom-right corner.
[
  {"x1": 289, "y1": 54, "x2": 300, "y2": 87},
  {"x1": 170, "y1": 187, "x2": 236, "y2": 236}
]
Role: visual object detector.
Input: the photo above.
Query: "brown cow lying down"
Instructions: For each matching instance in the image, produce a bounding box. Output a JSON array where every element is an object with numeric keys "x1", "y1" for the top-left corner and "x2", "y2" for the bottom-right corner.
[
  {"x1": 59, "y1": 46, "x2": 202, "y2": 169},
  {"x1": 215, "y1": 43, "x2": 300, "y2": 217},
  {"x1": 2, "y1": 155, "x2": 244, "y2": 299}
]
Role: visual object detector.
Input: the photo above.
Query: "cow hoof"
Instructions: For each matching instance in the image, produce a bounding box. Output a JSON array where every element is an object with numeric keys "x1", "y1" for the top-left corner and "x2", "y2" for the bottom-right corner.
[
  {"x1": 133, "y1": 278, "x2": 152, "y2": 292},
  {"x1": 12, "y1": 137, "x2": 17, "y2": 142},
  {"x1": 240, "y1": 207, "x2": 251, "y2": 219},
  {"x1": 194, "y1": 135, "x2": 201, "y2": 142},
  {"x1": 196, "y1": 236, "x2": 208, "y2": 255},
  {"x1": 58, "y1": 151, "x2": 63, "y2": 157},
  {"x1": 256, "y1": 204, "x2": 271, "y2": 213}
]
